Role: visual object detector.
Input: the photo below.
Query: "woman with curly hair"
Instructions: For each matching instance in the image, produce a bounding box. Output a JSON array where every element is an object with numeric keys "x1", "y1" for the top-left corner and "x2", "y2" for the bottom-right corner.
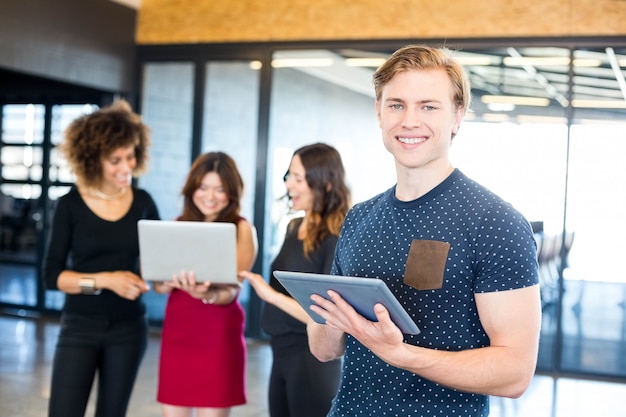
[
  {"x1": 239, "y1": 142, "x2": 351, "y2": 417},
  {"x1": 43, "y1": 99, "x2": 160, "y2": 417}
]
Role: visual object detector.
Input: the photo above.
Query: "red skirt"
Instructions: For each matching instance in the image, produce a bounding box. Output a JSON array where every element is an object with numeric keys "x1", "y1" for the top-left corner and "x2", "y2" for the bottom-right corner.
[{"x1": 157, "y1": 289, "x2": 246, "y2": 407}]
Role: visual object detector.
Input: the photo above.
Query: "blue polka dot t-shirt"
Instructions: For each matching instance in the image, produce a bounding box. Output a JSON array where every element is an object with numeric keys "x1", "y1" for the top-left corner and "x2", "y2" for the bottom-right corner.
[{"x1": 327, "y1": 169, "x2": 539, "y2": 417}]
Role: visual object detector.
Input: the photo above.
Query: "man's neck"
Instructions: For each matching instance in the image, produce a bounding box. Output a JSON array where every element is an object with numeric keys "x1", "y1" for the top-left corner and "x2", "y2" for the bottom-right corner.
[{"x1": 395, "y1": 164, "x2": 454, "y2": 202}]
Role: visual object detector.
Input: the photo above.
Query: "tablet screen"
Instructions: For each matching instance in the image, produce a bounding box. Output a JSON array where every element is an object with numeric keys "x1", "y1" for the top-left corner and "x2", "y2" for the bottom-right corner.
[{"x1": 273, "y1": 270, "x2": 420, "y2": 335}]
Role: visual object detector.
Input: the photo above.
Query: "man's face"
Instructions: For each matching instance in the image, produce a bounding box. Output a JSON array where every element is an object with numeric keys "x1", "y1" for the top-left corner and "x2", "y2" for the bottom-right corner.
[{"x1": 375, "y1": 68, "x2": 464, "y2": 173}]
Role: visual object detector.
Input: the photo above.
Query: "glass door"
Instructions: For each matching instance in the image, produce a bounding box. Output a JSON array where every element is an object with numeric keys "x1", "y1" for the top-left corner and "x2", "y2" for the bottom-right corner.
[
  {"x1": 0, "y1": 103, "x2": 96, "y2": 310},
  {"x1": 0, "y1": 104, "x2": 46, "y2": 307},
  {"x1": 138, "y1": 59, "x2": 261, "y2": 326}
]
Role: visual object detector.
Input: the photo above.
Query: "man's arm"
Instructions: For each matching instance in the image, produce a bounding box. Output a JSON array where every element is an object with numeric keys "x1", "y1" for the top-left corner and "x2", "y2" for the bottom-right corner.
[
  {"x1": 307, "y1": 321, "x2": 347, "y2": 361},
  {"x1": 310, "y1": 284, "x2": 541, "y2": 398},
  {"x1": 397, "y1": 285, "x2": 541, "y2": 398}
]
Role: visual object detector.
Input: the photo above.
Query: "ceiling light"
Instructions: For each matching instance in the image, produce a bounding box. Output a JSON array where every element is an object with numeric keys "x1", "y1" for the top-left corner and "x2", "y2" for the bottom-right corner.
[
  {"x1": 572, "y1": 99, "x2": 626, "y2": 109},
  {"x1": 344, "y1": 58, "x2": 386, "y2": 67},
  {"x1": 606, "y1": 47, "x2": 626, "y2": 101},
  {"x1": 481, "y1": 95, "x2": 551, "y2": 107},
  {"x1": 455, "y1": 56, "x2": 497, "y2": 66},
  {"x1": 482, "y1": 113, "x2": 511, "y2": 123},
  {"x1": 503, "y1": 56, "x2": 602, "y2": 67},
  {"x1": 271, "y1": 58, "x2": 334, "y2": 68},
  {"x1": 504, "y1": 57, "x2": 570, "y2": 66},
  {"x1": 516, "y1": 115, "x2": 568, "y2": 124},
  {"x1": 487, "y1": 102, "x2": 516, "y2": 112},
  {"x1": 572, "y1": 58, "x2": 603, "y2": 67},
  {"x1": 576, "y1": 118, "x2": 626, "y2": 125}
]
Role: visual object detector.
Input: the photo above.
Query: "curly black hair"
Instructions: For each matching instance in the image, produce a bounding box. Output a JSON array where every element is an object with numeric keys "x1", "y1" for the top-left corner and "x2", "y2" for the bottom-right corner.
[{"x1": 60, "y1": 99, "x2": 151, "y2": 187}]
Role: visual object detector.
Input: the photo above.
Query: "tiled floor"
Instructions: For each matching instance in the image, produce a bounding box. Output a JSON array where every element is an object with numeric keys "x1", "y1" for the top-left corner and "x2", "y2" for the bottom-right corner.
[
  {"x1": 1, "y1": 313, "x2": 626, "y2": 417},
  {"x1": 0, "y1": 314, "x2": 270, "y2": 417}
]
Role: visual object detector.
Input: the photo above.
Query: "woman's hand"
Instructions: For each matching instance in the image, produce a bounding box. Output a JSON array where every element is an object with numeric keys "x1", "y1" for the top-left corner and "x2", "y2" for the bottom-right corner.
[
  {"x1": 165, "y1": 270, "x2": 212, "y2": 300},
  {"x1": 239, "y1": 270, "x2": 313, "y2": 324},
  {"x1": 100, "y1": 270, "x2": 150, "y2": 300},
  {"x1": 239, "y1": 271, "x2": 276, "y2": 303},
  {"x1": 161, "y1": 270, "x2": 239, "y2": 305}
]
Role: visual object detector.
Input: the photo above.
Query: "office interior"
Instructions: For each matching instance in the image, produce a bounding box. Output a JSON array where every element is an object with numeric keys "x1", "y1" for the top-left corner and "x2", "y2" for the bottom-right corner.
[{"x1": 1, "y1": 0, "x2": 626, "y2": 416}]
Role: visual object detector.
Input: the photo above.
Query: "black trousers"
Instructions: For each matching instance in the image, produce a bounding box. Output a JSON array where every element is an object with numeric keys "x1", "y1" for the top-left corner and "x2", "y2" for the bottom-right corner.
[
  {"x1": 269, "y1": 335, "x2": 341, "y2": 417},
  {"x1": 47, "y1": 313, "x2": 147, "y2": 417}
]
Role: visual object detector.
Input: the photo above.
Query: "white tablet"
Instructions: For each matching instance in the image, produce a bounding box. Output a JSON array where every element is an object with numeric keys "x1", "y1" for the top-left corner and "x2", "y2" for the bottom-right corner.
[
  {"x1": 273, "y1": 270, "x2": 420, "y2": 335},
  {"x1": 138, "y1": 219, "x2": 238, "y2": 283}
]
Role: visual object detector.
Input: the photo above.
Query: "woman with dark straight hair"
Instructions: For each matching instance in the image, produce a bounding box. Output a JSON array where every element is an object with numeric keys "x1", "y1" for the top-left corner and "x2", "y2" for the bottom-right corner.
[
  {"x1": 240, "y1": 142, "x2": 351, "y2": 417},
  {"x1": 155, "y1": 152, "x2": 257, "y2": 417}
]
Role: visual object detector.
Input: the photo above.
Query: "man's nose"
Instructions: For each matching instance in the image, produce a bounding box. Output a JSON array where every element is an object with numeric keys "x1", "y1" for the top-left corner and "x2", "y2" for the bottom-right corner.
[{"x1": 402, "y1": 110, "x2": 422, "y2": 128}]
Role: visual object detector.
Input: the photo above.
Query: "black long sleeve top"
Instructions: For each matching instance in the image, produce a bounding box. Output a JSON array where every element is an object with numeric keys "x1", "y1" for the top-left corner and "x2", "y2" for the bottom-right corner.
[
  {"x1": 43, "y1": 186, "x2": 160, "y2": 321},
  {"x1": 261, "y1": 217, "x2": 338, "y2": 338}
]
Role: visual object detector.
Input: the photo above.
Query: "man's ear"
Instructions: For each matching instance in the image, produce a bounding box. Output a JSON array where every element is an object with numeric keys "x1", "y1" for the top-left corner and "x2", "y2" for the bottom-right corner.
[{"x1": 455, "y1": 106, "x2": 465, "y2": 127}]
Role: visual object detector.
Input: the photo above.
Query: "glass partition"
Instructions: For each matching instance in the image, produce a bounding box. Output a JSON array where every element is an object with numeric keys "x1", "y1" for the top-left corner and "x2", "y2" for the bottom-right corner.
[
  {"x1": 201, "y1": 60, "x2": 261, "y2": 311},
  {"x1": 43, "y1": 105, "x2": 99, "y2": 310},
  {"x1": 2, "y1": 42, "x2": 626, "y2": 383},
  {"x1": 0, "y1": 104, "x2": 46, "y2": 307},
  {"x1": 561, "y1": 46, "x2": 626, "y2": 377},
  {"x1": 139, "y1": 62, "x2": 195, "y2": 223},
  {"x1": 263, "y1": 50, "x2": 391, "y2": 278},
  {"x1": 262, "y1": 45, "x2": 626, "y2": 380},
  {"x1": 139, "y1": 62, "x2": 195, "y2": 322},
  {"x1": 0, "y1": 103, "x2": 95, "y2": 310}
]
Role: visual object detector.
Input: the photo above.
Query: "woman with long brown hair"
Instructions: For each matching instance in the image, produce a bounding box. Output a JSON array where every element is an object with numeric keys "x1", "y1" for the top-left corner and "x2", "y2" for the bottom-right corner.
[
  {"x1": 154, "y1": 152, "x2": 257, "y2": 417},
  {"x1": 239, "y1": 142, "x2": 351, "y2": 417}
]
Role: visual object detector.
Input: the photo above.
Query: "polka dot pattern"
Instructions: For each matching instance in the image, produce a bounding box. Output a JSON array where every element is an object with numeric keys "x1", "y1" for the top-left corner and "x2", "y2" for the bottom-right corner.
[{"x1": 327, "y1": 169, "x2": 539, "y2": 417}]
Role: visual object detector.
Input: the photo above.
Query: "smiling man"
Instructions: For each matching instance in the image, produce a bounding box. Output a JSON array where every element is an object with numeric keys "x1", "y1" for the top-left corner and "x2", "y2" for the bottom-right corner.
[{"x1": 307, "y1": 45, "x2": 541, "y2": 417}]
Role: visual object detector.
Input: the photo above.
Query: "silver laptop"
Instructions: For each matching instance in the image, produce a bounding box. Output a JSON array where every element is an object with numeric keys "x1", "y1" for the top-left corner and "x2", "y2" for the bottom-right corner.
[{"x1": 138, "y1": 219, "x2": 238, "y2": 283}]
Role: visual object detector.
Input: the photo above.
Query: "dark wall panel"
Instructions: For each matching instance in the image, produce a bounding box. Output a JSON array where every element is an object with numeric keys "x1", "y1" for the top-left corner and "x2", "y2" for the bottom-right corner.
[{"x1": 0, "y1": 0, "x2": 137, "y2": 93}]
